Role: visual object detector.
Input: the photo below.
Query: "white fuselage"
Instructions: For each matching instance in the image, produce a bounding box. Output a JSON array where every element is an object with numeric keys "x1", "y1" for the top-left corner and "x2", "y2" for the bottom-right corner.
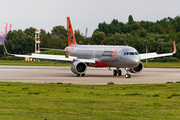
[{"x1": 65, "y1": 45, "x2": 141, "y2": 68}]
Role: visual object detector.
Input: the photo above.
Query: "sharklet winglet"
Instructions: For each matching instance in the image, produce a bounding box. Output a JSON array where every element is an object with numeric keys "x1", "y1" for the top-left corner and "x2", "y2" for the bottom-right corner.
[{"x1": 173, "y1": 41, "x2": 176, "y2": 54}]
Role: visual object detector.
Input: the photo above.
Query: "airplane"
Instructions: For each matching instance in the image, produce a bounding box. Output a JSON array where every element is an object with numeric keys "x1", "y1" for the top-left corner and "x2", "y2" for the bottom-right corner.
[{"x1": 2, "y1": 17, "x2": 176, "y2": 78}]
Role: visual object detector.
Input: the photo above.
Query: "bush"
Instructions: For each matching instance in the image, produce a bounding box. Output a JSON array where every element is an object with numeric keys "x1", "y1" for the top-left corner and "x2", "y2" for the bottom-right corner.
[
  {"x1": 107, "y1": 82, "x2": 115, "y2": 85},
  {"x1": 151, "y1": 57, "x2": 179, "y2": 62},
  {"x1": 143, "y1": 57, "x2": 179, "y2": 62}
]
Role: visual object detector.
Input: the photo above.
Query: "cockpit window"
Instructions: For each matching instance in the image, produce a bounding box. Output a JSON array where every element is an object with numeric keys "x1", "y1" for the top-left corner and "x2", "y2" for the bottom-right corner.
[
  {"x1": 130, "y1": 52, "x2": 134, "y2": 55},
  {"x1": 124, "y1": 52, "x2": 138, "y2": 55},
  {"x1": 135, "y1": 52, "x2": 138, "y2": 55}
]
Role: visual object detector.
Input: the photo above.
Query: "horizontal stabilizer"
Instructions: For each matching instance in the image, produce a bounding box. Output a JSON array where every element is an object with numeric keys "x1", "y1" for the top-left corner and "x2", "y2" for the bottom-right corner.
[{"x1": 40, "y1": 48, "x2": 68, "y2": 52}]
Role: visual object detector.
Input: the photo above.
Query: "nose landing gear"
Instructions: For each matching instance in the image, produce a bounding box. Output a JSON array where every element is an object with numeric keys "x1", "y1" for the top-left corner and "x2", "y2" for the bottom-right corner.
[{"x1": 125, "y1": 68, "x2": 131, "y2": 78}]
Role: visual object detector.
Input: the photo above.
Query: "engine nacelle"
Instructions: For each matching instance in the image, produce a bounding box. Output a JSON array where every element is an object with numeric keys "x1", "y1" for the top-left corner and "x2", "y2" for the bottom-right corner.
[
  {"x1": 129, "y1": 62, "x2": 143, "y2": 73},
  {"x1": 71, "y1": 61, "x2": 87, "y2": 74}
]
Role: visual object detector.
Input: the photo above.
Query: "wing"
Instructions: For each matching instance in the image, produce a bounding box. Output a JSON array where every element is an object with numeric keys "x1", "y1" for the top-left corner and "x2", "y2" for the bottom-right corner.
[
  {"x1": 3, "y1": 43, "x2": 95, "y2": 64},
  {"x1": 139, "y1": 41, "x2": 176, "y2": 60},
  {"x1": 15, "y1": 54, "x2": 95, "y2": 63}
]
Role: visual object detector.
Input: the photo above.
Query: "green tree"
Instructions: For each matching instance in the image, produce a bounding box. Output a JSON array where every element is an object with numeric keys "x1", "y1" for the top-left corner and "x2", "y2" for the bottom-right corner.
[
  {"x1": 175, "y1": 43, "x2": 180, "y2": 58},
  {"x1": 126, "y1": 33, "x2": 134, "y2": 46},
  {"x1": 133, "y1": 33, "x2": 141, "y2": 52},
  {"x1": 41, "y1": 33, "x2": 51, "y2": 48},
  {"x1": 51, "y1": 25, "x2": 68, "y2": 37},
  {"x1": 128, "y1": 15, "x2": 134, "y2": 25},
  {"x1": 51, "y1": 35, "x2": 66, "y2": 49},
  {"x1": 148, "y1": 24, "x2": 165, "y2": 34},
  {"x1": 102, "y1": 37, "x2": 115, "y2": 45},
  {"x1": 168, "y1": 31, "x2": 177, "y2": 42},
  {"x1": 5, "y1": 30, "x2": 34, "y2": 54},
  {"x1": 157, "y1": 39, "x2": 166, "y2": 54},
  {"x1": 166, "y1": 25, "x2": 176, "y2": 34},
  {"x1": 24, "y1": 27, "x2": 37, "y2": 38},
  {"x1": 137, "y1": 28, "x2": 148, "y2": 37},
  {"x1": 74, "y1": 29, "x2": 84, "y2": 44},
  {"x1": 176, "y1": 31, "x2": 180, "y2": 43},
  {"x1": 91, "y1": 31, "x2": 106, "y2": 45},
  {"x1": 148, "y1": 38, "x2": 157, "y2": 52}
]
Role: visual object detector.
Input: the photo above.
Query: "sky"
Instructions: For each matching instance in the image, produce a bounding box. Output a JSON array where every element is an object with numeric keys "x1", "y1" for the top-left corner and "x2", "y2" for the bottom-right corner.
[{"x1": 1, "y1": 0, "x2": 180, "y2": 37}]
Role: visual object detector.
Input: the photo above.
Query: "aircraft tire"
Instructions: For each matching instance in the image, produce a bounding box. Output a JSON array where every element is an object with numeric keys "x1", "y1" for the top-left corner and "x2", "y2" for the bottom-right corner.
[
  {"x1": 81, "y1": 73, "x2": 85, "y2": 76},
  {"x1": 118, "y1": 70, "x2": 122, "y2": 76},
  {"x1": 77, "y1": 74, "x2": 80, "y2": 76},
  {"x1": 113, "y1": 70, "x2": 117, "y2": 76},
  {"x1": 125, "y1": 74, "x2": 131, "y2": 78}
]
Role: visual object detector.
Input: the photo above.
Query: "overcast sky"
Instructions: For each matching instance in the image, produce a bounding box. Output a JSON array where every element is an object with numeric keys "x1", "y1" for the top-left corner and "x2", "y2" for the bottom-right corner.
[{"x1": 1, "y1": 0, "x2": 180, "y2": 37}]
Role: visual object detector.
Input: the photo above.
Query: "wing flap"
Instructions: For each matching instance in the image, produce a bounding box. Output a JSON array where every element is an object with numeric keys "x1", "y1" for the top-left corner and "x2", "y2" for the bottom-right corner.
[
  {"x1": 13, "y1": 54, "x2": 96, "y2": 63},
  {"x1": 14, "y1": 54, "x2": 73, "y2": 62}
]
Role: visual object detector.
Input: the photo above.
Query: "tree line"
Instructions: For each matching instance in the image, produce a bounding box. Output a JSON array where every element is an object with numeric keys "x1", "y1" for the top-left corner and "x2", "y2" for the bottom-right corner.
[{"x1": 1, "y1": 15, "x2": 180, "y2": 59}]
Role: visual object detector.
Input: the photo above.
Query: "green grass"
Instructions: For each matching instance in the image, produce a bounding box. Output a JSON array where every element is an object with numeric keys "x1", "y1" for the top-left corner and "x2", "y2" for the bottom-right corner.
[
  {"x1": 0, "y1": 60, "x2": 70, "y2": 66},
  {"x1": 1, "y1": 82, "x2": 180, "y2": 119},
  {"x1": 143, "y1": 62, "x2": 180, "y2": 68}
]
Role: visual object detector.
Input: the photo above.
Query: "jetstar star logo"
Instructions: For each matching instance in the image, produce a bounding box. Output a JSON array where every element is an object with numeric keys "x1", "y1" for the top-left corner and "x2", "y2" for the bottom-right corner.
[{"x1": 112, "y1": 49, "x2": 118, "y2": 58}]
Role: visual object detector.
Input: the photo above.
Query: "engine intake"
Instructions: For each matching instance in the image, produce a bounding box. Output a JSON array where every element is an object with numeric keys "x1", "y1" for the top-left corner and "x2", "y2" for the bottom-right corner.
[
  {"x1": 129, "y1": 62, "x2": 143, "y2": 73},
  {"x1": 71, "y1": 61, "x2": 87, "y2": 74}
]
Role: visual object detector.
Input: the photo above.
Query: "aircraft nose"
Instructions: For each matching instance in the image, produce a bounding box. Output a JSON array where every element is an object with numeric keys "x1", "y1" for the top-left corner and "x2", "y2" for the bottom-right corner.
[
  {"x1": 134, "y1": 57, "x2": 141, "y2": 65},
  {"x1": 126, "y1": 56, "x2": 141, "y2": 67}
]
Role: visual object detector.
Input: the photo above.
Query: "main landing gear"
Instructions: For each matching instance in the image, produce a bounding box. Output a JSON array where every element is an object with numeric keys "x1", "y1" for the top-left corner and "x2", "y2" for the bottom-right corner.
[
  {"x1": 77, "y1": 73, "x2": 85, "y2": 77},
  {"x1": 113, "y1": 69, "x2": 122, "y2": 76}
]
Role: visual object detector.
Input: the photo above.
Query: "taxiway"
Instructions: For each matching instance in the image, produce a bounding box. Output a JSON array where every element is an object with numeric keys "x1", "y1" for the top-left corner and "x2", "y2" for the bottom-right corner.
[{"x1": 0, "y1": 65, "x2": 180, "y2": 84}]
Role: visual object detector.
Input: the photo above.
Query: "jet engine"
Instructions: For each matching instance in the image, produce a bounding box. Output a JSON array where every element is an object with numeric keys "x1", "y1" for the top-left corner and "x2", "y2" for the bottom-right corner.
[
  {"x1": 129, "y1": 62, "x2": 143, "y2": 73},
  {"x1": 71, "y1": 61, "x2": 87, "y2": 75}
]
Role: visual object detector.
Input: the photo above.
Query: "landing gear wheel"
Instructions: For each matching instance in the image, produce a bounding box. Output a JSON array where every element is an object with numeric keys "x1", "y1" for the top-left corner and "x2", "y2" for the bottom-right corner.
[
  {"x1": 125, "y1": 74, "x2": 131, "y2": 78},
  {"x1": 77, "y1": 74, "x2": 80, "y2": 76},
  {"x1": 113, "y1": 70, "x2": 117, "y2": 76},
  {"x1": 81, "y1": 73, "x2": 85, "y2": 76},
  {"x1": 118, "y1": 70, "x2": 122, "y2": 76}
]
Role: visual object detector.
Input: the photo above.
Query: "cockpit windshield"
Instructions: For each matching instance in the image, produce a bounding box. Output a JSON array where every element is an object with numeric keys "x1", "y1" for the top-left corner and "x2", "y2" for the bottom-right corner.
[{"x1": 124, "y1": 52, "x2": 138, "y2": 55}]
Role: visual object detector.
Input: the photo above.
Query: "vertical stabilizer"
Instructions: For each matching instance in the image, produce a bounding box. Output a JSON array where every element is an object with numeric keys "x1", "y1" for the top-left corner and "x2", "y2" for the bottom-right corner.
[{"x1": 67, "y1": 17, "x2": 77, "y2": 46}]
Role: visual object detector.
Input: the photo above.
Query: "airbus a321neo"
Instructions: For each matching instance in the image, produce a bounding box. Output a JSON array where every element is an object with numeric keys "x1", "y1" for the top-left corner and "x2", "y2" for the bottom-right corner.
[{"x1": 3, "y1": 17, "x2": 176, "y2": 78}]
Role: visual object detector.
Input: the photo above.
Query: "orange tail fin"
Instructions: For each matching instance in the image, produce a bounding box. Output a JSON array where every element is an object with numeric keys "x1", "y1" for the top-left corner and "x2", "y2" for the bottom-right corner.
[
  {"x1": 67, "y1": 17, "x2": 77, "y2": 46},
  {"x1": 67, "y1": 32, "x2": 70, "y2": 46}
]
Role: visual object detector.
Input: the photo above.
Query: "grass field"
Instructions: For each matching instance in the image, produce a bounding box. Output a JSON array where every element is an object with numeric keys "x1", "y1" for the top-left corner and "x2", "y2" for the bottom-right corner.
[
  {"x1": 0, "y1": 60, "x2": 71, "y2": 66},
  {"x1": 0, "y1": 82, "x2": 180, "y2": 119},
  {"x1": 143, "y1": 62, "x2": 180, "y2": 68}
]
